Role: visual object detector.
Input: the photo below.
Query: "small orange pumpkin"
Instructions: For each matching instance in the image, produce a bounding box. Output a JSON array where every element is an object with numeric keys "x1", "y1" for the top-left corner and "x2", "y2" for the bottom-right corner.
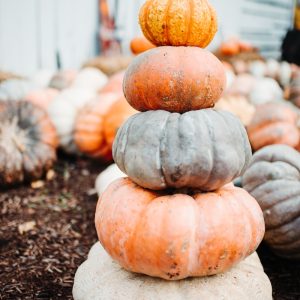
[
  {"x1": 130, "y1": 36, "x2": 156, "y2": 55},
  {"x1": 139, "y1": 0, "x2": 217, "y2": 48},
  {"x1": 123, "y1": 46, "x2": 226, "y2": 113},
  {"x1": 74, "y1": 95, "x2": 136, "y2": 160},
  {"x1": 95, "y1": 177, "x2": 265, "y2": 280},
  {"x1": 247, "y1": 102, "x2": 300, "y2": 151}
]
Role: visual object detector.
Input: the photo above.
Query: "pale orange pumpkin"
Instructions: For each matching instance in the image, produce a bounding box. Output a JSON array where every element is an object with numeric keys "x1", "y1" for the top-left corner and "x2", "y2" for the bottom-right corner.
[
  {"x1": 139, "y1": 0, "x2": 217, "y2": 48},
  {"x1": 100, "y1": 71, "x2": 125, "y2": 96},
  {"x1": 74, "y1": 95, "x2": 136, "y2": 160},
  {"x1": 247, "y1": 102, "x2": 300, "y2": 151},
  {"x1": 95, "y1": 177, "x2": 265, "y2": 280}
]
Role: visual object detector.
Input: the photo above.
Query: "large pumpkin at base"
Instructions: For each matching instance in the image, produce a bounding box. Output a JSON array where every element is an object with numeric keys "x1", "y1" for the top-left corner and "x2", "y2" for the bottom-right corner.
[
  {"x1": 95, "y1": 178, "x2": 265, "y2": 280},
  {"x1": 242, "y1": 145, "x2": 300, "y2": 259},
  {"x1": 113, "y1": 109, "x2": 251, "y2": 191},
  {"x1": 247, "y1": 102, "x2": 300, "y2": 151},
  {"x1": 139, "y1": 0, "x2": 217, "y2": 48},
  {"x1": 123, "y1": 47, "x2": 226, "y2": 113},
  {"x1": 0, "y1": 101, "x2": 58, "y2": 186}
]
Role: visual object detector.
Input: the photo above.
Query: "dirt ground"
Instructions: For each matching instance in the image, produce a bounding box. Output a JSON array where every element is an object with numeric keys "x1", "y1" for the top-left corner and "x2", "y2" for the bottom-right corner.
[{"x1": 1, "y1": 155, "x2": 300, "y2": 300}]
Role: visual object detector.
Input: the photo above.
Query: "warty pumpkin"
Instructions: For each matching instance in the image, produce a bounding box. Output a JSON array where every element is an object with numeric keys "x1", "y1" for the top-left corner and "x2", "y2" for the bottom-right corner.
[
  {"x1": 130, "y1": 36, "x2": 155, "y2": 55},
  {"x1": 243, "y1": 145, "x2": 300, "y2": 259},
  {"x1": 113, "y1": 109, "x2": 251, "y2": 191},
  {"x1": 47, "y1": 88, "x2": 96, "y2": 153},
  {"x1": 73, "y1": 242, "x2": 272, "y2": 300},
  {"x1": 139, "y1": 0, "x2": 217, "y2": 48},
  {"x1": 49, "y1": 69, "x2": 78, "y2": 90},
  {"x1": 0, "y1": 101, "x2": 58, "y2": 186},
  {"x1": 25, "y1": 88, "x2": 59, "y2": 110},
  {"x1": 123, "y1": 47, "x2": 226, "y2": 113},
  {"x1": 95, "y1": 177, "x2": 265, "y2": 280},
  {"x1": 247, "y1": 102, "x2": 300, "y2": 151}
]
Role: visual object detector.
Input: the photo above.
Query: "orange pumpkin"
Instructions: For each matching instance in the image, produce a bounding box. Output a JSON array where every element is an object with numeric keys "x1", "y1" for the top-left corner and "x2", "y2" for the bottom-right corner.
[
  {"x1": 103, "y1": 99, "x2": 137, "y2": 151},
  {"x1": 95, "y1": 177, "x2": 265, "y2": 280},
  {"x1": 247, "y1": 102, "x2": 300, "y2": 151},
  {"x1": 100, "y1": 71, "x2": 125, "y2": 95},
  {"x1": 123, "y1": 46, "x2": 226, "y2": 113},
  {"x1": 139, "y1": 0, "x2": 217, "y2": 48},
  {"x1": 130, "y1": 37, "x2": 156, "y2": 55},
  {"x1": 74, "y1": 95, "x2": 136, "y2": 160},
  {"x1": 25, "y1": 88, "x2": 59, "y2": 110},
  {"x1": 220, "y1": 41, "x2": 240, "y2": 56}
]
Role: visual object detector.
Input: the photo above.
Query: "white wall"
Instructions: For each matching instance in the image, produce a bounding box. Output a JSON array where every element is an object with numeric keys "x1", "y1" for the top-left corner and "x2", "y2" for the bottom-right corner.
[{"x1": 0, "y1": 0, "x2": 98, "y2": 76}]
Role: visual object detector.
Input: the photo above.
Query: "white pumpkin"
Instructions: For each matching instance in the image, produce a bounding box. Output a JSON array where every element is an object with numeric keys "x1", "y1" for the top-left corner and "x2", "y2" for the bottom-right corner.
[
  {"x1": 30, "y1": 69, "x2": 55, "y2": 88},
  {"x1": 48, "y1": 88, "x2": 96, "y2": 153},
  {"x1": 224, "y1": 69, "x2": 236, "y2": 90},
  {"x1": 0, "y1": 79, "x2": 36, "y2": 101},
  {"x1": 266, "y1": 59, "x2": 280, "y2": 78},
  {"x1": 72, "y1": 68, "x2": 108, "y2": 92},
  {"x1": 249, "y1": 60, "x2": 266, "y2": 78},
  {"x1": 95, "y1": 164, "x2": 126, "y2": 196},
  {"x1": 73, "y1": 242, "x2": 272, "y2": 300},
  {"x1": 279, "y1": 61, "x2": 292, "y2": 87},
  {"x1": 249, "y1": 78, "x2": 283, "y2": 106}
]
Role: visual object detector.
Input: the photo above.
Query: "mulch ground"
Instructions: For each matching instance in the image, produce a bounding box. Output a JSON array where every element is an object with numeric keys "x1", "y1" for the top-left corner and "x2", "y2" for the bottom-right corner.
[{"x1": 1, "y1": 155, "x2": 300, "y2": 300}]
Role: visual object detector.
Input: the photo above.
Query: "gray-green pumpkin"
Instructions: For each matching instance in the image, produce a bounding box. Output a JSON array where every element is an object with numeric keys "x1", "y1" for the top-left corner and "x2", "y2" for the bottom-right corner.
[
  {"x1": 242, "y1": 145, "x2": 300, "y2": 259},
  {"x1": 113, "y1": 109, "x2": 251, "y2": 191}
]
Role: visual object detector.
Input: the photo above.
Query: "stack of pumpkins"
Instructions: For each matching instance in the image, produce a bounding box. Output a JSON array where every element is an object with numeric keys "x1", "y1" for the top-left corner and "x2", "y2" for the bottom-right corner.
[{"x1": 74, "y1": 1, "x2": 272, "y2": 299}]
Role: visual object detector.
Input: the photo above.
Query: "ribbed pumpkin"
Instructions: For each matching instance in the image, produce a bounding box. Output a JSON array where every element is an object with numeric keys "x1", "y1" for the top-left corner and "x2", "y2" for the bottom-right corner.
[
  {"x1": 139, "y1": 0, "x2": 217, "y2": 48},
  {"x1": 49, "y1": 70, "x2": 78, "y2": 91},
  {"x1": 74, "y1": 95, "x2": 136, "y2": 160},
  {"x1": 0, "y1": 101, "x2": 58, "y2": 186},
  {"x1": 25, "y1": 88, "x2": 59, "y2": 110},
  {"x1": 130, "y1": 36, "x2": 156, "y2": 55},
  {"x1": 123, "y1": 47, "x2": 226, "y2": 113},
  {"x1": 247, "y1": 102, "x2": 300, "y2": 151},
  {"x1": 242, "y1": 145, "x2": 300, "y2": 259},
  {"x1": 74, "y1": 93, "x2": 119, "y2": 160},
  {"x1": 113, "y1": 110, "x2": 251, "y2": 191},
  {"x1": 47, "y1": 88, "x2": 96, "y2": 153},
  {"x1": 215, "y1": 95, "x2": 255, "y2": 126},
  {"x1": 95, "y1": 177, "x2": 265, "y2": 280}
]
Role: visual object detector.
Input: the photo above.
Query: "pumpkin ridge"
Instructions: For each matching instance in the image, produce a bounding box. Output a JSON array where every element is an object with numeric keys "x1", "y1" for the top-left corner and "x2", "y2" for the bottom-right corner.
[
  {"x1": 143, "y1": 1, "x2": 157, "y2": 45},
  {"x1": 165, "y1": 0, "x2": 172, "y2": 44},
  {"x1": 185, "y1": 0, "x2": 193, "y2": 45}
]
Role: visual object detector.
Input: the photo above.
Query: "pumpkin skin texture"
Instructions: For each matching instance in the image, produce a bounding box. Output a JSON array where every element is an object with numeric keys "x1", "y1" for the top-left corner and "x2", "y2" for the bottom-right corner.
[
  {"x1": 0, "y1": 101, "x2": 58, "y2": 186},
  {"x1": 113, "y1": 110, "x2": 251, "y2": 191},
  {"x1": 242, "y1": 145, "x2": 300, "y2": 259},
  {"x1": 95, "y1": 177, "x2": 265, "y2": 280},
  {"x1": 74, "y1": 93, "x2": 119, "y2": 160},
  {"x1": 123, "y1": 47, "x2": 226, "y2": 113},
  {"x1": 247, "y1": 102, "x2": 300, "y2": 151},
  {"x1": 73, "y1": 243, "x2": 272, "y2": 300},
  {"x1": 139, "y1": 0, "x2": 217, "y2": 48},
  {"x1": 130, "y1": 36, "x2": 156, "y2": 55}
]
